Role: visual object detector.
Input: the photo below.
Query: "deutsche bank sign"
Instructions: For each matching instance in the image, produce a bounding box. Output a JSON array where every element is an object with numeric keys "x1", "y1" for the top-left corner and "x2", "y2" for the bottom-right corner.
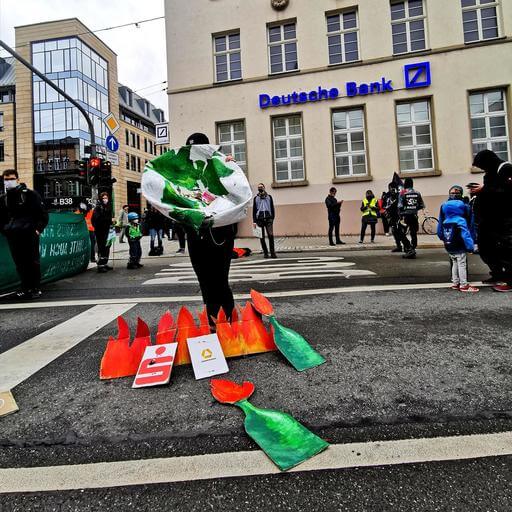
[{"x1": 259, "y1": 62, "x2": 431, "y2": 109}]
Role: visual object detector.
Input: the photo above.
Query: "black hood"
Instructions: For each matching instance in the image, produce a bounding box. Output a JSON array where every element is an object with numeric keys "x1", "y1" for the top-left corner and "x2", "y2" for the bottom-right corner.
[
  {"x1": 473, "y1": 150, "x2": 504, "y2": 174},
  {"x1": 186, "y1": 133, "x2": 210, "y2": 145}
]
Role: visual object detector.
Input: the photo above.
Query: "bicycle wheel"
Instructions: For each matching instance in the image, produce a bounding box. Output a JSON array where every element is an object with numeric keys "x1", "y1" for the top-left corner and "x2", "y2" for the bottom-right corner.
[{"x1": 422, "y1": 216, "x2": 438, "y2": 235}]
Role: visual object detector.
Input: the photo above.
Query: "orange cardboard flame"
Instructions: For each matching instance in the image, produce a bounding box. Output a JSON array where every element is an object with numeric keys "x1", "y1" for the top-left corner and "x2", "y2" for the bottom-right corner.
[
  {"x1": 156, "y1": 311, "x2": 176, "y2": 344},
  {"x1": 250, "y1": 289, "x2": 274, "y2": 316}
]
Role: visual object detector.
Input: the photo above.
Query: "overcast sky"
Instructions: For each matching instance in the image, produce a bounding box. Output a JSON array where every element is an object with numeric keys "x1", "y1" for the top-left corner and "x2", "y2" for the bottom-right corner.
[{"x1": 0, "y1": 0, "x2": 168, "y2": 116}]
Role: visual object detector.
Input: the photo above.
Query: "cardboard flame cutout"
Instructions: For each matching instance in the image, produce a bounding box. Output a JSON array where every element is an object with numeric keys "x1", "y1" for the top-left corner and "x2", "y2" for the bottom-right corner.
[
  {"x1": 250, "y1": 290, "x2": 326, "y2": 372},
  {"x1": 99, "y1": 303, "x2": 276, "y2": 379},
  {"x1": 211, "y1": 379, "x2": 329, "y2": 471}
]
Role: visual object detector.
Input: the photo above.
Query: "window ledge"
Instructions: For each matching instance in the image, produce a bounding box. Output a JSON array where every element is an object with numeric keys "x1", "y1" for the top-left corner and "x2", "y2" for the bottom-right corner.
[
  {"x1": 212, "y1": 78, "x2": 243, "y2": 87},
  {"x1": 398, "y1": 169, "x2": 442, "y2": 178},
  {"x1": 328, "y1": 60, "x2": 363, "y2": 69},
  {"x1": 332, "y1": 175, "x2": 373, "y2": 184},
  {"x1": 267, "y1": 70, "x2": 301, "y2": 79},
  {"x1": 271, "y1": 179, "x2": 309, "y2": 189}
]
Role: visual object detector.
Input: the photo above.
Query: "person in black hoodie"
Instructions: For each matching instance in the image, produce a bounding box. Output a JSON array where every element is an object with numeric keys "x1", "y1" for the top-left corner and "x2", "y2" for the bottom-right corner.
[
  {"x1": 183, "y1": 132, "x2": 237, "y2": 324},
  {"x1": 91, "y1": 191, "x2": 114, "y2": 273},
  {"x1": 0, "y1": 169, "x2": 48, "y2": 299},
  {"x1": 471, "y1": 149, "x2": 512, "y2": 292},
  {"x1": 325, "y1": 187, "x2": 345, "y2": 246},
  {"x1": 252, "y1": 183, "x2": 276, "y2": 258}
]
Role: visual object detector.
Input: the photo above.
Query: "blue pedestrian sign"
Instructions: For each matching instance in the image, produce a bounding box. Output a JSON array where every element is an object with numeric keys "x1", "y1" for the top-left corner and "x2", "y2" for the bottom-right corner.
[{"x1": 106, "y1": 135, "x2": 119, "y2": 153}]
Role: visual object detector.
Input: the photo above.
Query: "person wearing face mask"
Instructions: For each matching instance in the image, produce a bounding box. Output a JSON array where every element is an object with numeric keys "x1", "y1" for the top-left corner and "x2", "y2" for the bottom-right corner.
[
  {"x1": 437, "y1": 186, "x2": 478, "y2": 292},
  {"x1": 126, "y1": 212, "x2": 143, "y2": 269},
  {"x1": 470, "y1": 149, "x2": 512, "y2": 292},
  {"x1": 252, "y1": 183, "x2": 276, "y2": 258},
  {"x1": 359, "y1": 190, "x2": 378, "y2": 243},
  {"x1": 91, "y1": 191, "x2": 115, "y2": 273},
  {"x1": 0, "y1": 169, "x2": 48, "y2": 299}
]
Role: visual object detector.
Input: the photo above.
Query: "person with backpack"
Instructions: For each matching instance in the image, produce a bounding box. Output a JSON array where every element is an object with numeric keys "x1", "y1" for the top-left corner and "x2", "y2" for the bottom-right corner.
[
  {"x1": 359, "y1": 190, "x2": 378, "y2": 243},
  {"x1": 437, "y1": 186, "x2": 478, "y2": 293},
  {"x1": 0, "y1": 168, "x2": 49, "y2": 299},
  {"x1": 470, "y1": 150, "x2": 512, "y2": 292},
  {"x1": 397, "y1": 177, "x2": 425, "y2": 259}
]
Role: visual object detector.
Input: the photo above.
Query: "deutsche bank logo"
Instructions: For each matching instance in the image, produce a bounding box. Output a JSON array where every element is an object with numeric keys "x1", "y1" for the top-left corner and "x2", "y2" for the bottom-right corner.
[{"x1": 404, "y1": 62, "x2": 431, "y2": 89}]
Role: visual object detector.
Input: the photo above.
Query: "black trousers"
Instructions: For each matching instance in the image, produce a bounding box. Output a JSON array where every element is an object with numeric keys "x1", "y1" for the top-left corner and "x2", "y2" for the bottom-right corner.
[
  {"x1": 360, "y1": 217, "x2": 376, "y2": 242},
  {"x1": 381, "y1": 215, "x2": 390, "y2": 234},
  {"x1": 128, "y1": 239, "x2": 142, "y2": 264},
  {"x1": 328, "y1": 214, "x2": 341, "y2": 244},
  {"x1": 186, "y1": 225, "x2": 236, "y2": 322},
  {"x1": 397, "y1": 215, "x2": 419, "y2": 251},
  {"x1": 478, "y1": 228, "x2": 508, "y2": 281},
  {"x1": 7, "y1": 231, "x2": 41, "y2": 292},
  {"x1": 257, "y1": 218, "x2": 275, "y2": 256},
  {"x1": 89, "y1": 231, "x2": 96, "y2": 262},
  {"x1": 95, "y1": 228, "x2": 111, "y2": 267},
  {"x1": 173, "y1": 224, "x2": 186, "y2": 249},
  {"x1": 390, "y1": 222, "x2": 403, "y2": 250}
]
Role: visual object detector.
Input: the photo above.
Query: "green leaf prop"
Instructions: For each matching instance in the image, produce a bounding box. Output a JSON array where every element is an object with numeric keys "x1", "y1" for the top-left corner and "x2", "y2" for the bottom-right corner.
[
  {"x1": 250, "y1": 290, "x2": 326, "y2": 372},
  {"x1": 141, "y1": 145, "x2": 252, "y2": 232},
  {"x1": 211, "y1": 380, "x2": 329, "y2": 471}
]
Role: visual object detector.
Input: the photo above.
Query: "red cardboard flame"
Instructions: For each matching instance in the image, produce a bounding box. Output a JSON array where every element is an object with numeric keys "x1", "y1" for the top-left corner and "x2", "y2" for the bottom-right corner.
[
  {"x1": 211, "y1": 379, "x2": 255, "y2": 404},
  {"x1": 250, "y1": 289, "x2": 274, "y2": 316}
]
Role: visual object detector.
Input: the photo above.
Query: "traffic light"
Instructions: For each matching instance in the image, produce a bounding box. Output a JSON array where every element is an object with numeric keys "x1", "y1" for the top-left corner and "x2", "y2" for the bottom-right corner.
[
  {"x1": 77, "y1": 158, "x2": 88, "y2": 179},
  {"x1": 100, "y1": 159, "x2": 116, "y2": 187},
  {"x1": 88, "y1": 157, "x2": 101, "y2": 186}
]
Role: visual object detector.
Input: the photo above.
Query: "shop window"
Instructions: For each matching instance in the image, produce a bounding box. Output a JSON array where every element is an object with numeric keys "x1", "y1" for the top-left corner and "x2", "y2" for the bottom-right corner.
[
  {"x1": 272, "y1": 115, "x2": 304, "y2": 182},
  {"x1": 213, "y1": 32, "x2": 242, "y2": 82},
  {"x1": 332, "y1": 109, "x2": 368, "y2": 177},
  {"x1": 390, "y1": 0, "x2": 427, "y2": 54},
  {"x1": 326, "y1": 10, "x2": 359, "y2": 65},
  {"x1": 470, "y1": 89, "x2": 509, "y2": 161},
  {"x1": 462, "y1": 0, "x2": 499, "y2": 44},
  {"x1": 268, "y1": 22, "x2": 298, "y2": 74},
  {"x1": 217, "y1": 120, "x2": 247, "y2": 174},
  {"x1": 396, "y1": 100, "x2": 434, "y2": 172}
]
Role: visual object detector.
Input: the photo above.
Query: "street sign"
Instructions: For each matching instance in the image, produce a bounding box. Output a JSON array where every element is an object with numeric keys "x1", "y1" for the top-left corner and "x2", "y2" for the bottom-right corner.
[
  {"x1": 155, "y1": 122, "x2": 169, "y2": 145},
  {"x1": 106, "y1": 135, "x2": 119, "y2": 152},
  {"x1": 106, "y1": 151, "x2": 119, "y2": 166},
  {"x1": 132, "y1": 343, "x2": 178, "y2": 388},
  {"x1": 103, "y1": 113, "x2": 120, "y2": 134},
  {"x1": 187, "y1": 333, "x2": 229, "y2": 380}
]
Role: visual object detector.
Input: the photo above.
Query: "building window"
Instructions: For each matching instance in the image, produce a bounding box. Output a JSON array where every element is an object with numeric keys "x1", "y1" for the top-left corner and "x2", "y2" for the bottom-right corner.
[
  {"x1": 470, "y1": 89, "x2": 510, "y2": 161},
  {"x1": 218, "y1": 121, "x2": 247, "y2": 173},
  {"x1": 213, "y1": 32, "x2": 241, "y2": 82},
  {"x1": 326, "y1": 10, "x2": 359, "y2": 65},
  {"x1": 0, "y1": 112, "x2": 3, "y2": 132},
  {"x1": 148, "y1": 140, "x2": 153, "y2": 155},
  {"x1": 0, "y1": 141, "x2": 4, "y2": 162},
  {"x1": 268, "y1": 22, "x2": 298, "y2": 74},
  {"x1": 144, "y1": 138, "x2": 147, "y2": 153},
  {"x1": 396, "y1": 100, "x2": 434, "y2": 172},
  {"x1": 136, "y1": 134, "x2": 140, "y2": 150},
  {"x1": 125, "y1": 129, "x2": 129, "y2": 145},
  {"x1": 137, "y1": 157, "x2": 141, "y2": 172},
  {"x1": 391, "y1": 0, "x2": 427, "y2": 54},
  {"x1": 125, "y1": 153, "x2": 130, "y2": 170},
  {"x1": 462, "y1": 0, "x2": 499, "y2": 44},
  {"x1": 332, "y1": 109, "x2": 367, "y2": 177},
  {"x1": 272, "y1": 115, "x2": 304, "y2": 182},
  {"x1": 131, "y1": 155, "x2": 136, "y2": 171}
]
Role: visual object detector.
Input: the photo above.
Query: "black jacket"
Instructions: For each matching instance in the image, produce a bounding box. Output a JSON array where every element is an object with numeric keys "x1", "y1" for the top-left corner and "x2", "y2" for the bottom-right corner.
[
  {"x1": 325, "y1": 195, "x2": 341, "y2": 216},
  {"x1": 0, "y1": 183, "x2": 48, "y2": 235},
  {"x1": 473, "y1": 150, "x2": 512, "y2": 232},
  {"x1": 91, "y1": 202, "x2": 113, "y2": 233},
  {"x1": 146, "y1": 209, "x2": 166, "y2": 230}
]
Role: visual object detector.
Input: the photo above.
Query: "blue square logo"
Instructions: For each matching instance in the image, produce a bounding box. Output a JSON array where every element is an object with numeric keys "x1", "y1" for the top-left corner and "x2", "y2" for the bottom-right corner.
[{"x1": 404, "y1": 62, "x2": 431, "y2": 89}]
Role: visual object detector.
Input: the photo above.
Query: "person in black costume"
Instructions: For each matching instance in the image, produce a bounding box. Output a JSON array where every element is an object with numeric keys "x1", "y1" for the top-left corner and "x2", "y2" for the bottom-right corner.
[
  {"x1": 184, "y1": 133, "x2": 237, "y2": 322},
  {"x1": 471, "y1": 150, "x2": 512, "y2": 292},
  {"x1": 91, "y1": 191, "x2": 114, "y2": 273}
]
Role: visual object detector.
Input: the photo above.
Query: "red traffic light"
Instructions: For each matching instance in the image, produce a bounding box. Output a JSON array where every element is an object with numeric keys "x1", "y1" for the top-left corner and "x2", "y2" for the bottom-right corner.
[{"x1": 89, "y1": 157, "x2": 101, "y2": 168}]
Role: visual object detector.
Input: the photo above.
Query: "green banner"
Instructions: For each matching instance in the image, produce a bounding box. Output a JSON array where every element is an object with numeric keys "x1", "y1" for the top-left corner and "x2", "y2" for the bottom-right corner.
[{"x1": 0, "y1": 212, "x2": 90, "y2": 293}]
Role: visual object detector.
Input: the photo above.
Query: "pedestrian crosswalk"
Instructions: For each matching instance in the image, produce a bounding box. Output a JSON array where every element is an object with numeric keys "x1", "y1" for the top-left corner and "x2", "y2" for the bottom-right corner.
[{"x1": 143, "y1": 256, "x2": 376, "y2": 286}]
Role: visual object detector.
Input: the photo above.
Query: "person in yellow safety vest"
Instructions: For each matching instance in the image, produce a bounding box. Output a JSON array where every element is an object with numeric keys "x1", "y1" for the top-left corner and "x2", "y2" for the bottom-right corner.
[{"x1": 359, "y1": 190, "x2": 379, "y2": 244}]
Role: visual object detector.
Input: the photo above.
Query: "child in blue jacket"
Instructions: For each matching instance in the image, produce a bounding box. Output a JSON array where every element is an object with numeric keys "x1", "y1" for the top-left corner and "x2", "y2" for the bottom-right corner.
[{"x1": 437, "y1": 186, "x2": 479, "y2": 293}]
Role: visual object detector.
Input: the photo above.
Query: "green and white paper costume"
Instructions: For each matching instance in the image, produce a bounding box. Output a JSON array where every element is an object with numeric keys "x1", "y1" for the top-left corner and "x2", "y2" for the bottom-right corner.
[{"x1": 141, "y1": 145, "x2": 252, "y2": 231}]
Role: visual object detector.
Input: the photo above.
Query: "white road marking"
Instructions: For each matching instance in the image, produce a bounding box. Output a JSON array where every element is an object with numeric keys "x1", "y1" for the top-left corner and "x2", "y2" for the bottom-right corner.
[
  {"x1": 0, "y1": 303, "x2": 134, "y2": 391},
  {"x1": 144, "y1": 256, "x2": 375, "y2": 285},
  {"x1": 0, "y1": 282, "x2": 490, "y2": 310},
  {"x1": 0, "y1": 431, "x2": 510, "y2": 493}
]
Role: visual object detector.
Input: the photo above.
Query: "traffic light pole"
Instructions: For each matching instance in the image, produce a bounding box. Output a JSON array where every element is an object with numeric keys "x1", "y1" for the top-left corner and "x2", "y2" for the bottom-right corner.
[{"x1": 0, "y1": 40, "x2": 97, "y2": 158}]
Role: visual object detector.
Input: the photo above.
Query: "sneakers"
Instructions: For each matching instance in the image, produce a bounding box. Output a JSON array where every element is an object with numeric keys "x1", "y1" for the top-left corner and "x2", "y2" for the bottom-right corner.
[
  {"x1": 451, "y1": 284, "x2": 460, "y2": 290},
  {"x1": 402, "y1": 250, "x2": 417, "y2": 259},
  {"x1": 358, "y1": 240, "x2": 363, "y2": 244},
  {"x1": 176, "y1": 248, "x2": 185, "y2": 253},
  {"x1": 391, "y1": 247, "x2": 403, "y2": 253},
  {"x1": 136, "y1": 263, "x2": 144, "y2": 268},
  {"x1": 127, "y1": 263, "x2": 138, "y2": 269},
  {"x1": 329, "y1": 242, "x2": 336, "y2": 246},
  {"x1": 336, "y1": 240, "x2": 346, "y2": 245},
  {"x1": 270, "y1": 254, "x2": 278, "y2": 259},
  {"x1": 97, "y1": 266, "x2": 108, "y2": 273},
  {"x1": 460, "y1": 285, "x2": 479, "y2": 293},
  {"x1": 264, "y1": 253, "x2": 269, "y2": 259},
  {"x1": 492, "y1": 284, "x2": 512, "y2": 292}
]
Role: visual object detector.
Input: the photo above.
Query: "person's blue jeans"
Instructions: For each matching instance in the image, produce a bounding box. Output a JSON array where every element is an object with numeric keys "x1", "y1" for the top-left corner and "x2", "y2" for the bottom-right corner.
[{"x1": 149, "y1": 228, "x2": 163, "y2": 250}]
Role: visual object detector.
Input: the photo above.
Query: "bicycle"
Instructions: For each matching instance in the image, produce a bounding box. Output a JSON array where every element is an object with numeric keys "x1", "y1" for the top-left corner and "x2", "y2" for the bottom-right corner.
[{"x1": 420, "y1": 208, "x2": 439, "y2": 235}]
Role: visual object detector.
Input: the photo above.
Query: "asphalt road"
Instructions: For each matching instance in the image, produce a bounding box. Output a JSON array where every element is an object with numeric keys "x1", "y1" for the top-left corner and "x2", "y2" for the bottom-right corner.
[{"x1": 0, "y1": 246, "x2": 511, "y2": 511}]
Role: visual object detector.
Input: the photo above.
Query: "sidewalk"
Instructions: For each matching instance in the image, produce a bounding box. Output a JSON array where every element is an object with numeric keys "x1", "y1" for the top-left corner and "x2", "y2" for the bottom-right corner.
[{"x1": 108, "y1": 233, "x2": 443, "y2": 260}]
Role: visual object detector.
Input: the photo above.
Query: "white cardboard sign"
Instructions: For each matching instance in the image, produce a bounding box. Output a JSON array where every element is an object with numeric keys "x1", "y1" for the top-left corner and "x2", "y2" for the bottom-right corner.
[
  {"x1": 0, "y1": 391, "x2": 19, "y2": 417},
  {"x1": 132, "y1": 343, "x2": 178, "y2": 388},
  {"x1": 187, "y1": 333, "x2": 229, "y2": 380}
]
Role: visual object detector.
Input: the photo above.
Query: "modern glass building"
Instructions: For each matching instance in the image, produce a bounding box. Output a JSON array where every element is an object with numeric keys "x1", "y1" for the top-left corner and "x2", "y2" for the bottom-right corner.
[{"x1": 31, "y1": 37, "x2": 109, "y2": 205}]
